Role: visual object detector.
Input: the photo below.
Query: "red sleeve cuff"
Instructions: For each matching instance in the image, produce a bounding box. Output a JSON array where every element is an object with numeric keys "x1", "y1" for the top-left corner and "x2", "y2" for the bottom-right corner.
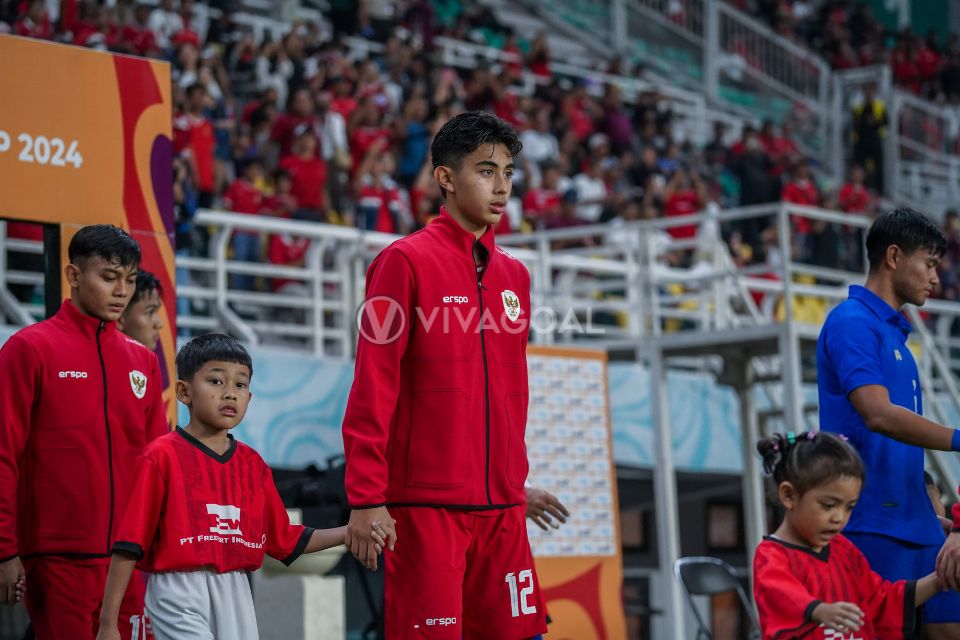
[{"x1": 951, "y1": 501, "x2": 960, "y2": 530}]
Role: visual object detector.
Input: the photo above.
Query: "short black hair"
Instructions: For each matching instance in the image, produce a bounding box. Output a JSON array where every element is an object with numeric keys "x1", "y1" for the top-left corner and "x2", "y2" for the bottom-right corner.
[
  {"x1": 431, "y1": 111, "x2": 522, "y2": 198},
  {"x1": 176, "y1": 333, "x2": 253, "y2": 381},
  {"x1": 186, "y1": 83, "x2": 207, "y2": 99},
  {"x1": 757, "y1": 431, "x2": 865, "y2": 497},
  {"x1": 866, "y1": 208, "x2": 947, "y2": 270},
  {"x1": 129, "y1": 269, "x2": 163, "y2": 306},
  {"x1": 68, "y1": 224, "x2": 141, "y2": 269}
]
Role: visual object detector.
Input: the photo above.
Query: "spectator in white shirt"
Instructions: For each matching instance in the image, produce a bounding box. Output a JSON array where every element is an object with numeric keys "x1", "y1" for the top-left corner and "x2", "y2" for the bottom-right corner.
[
  {"x1": 573, "y1": 158, "x2": 608, "y2": 223},
  {"x1": 147, "y1": 0, "x2": 182, "y2": 51}
]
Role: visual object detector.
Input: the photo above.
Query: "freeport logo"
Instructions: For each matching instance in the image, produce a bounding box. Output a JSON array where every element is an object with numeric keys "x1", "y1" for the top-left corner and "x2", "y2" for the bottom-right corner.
[{"x1": 206, "y1": 504, "x2": 242, "y2": 536}]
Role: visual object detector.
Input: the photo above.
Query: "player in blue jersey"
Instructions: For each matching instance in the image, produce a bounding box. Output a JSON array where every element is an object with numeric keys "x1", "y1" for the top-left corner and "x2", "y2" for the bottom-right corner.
[{"x1": 817, "y1": 207, "x2": 960, "y2": 638}]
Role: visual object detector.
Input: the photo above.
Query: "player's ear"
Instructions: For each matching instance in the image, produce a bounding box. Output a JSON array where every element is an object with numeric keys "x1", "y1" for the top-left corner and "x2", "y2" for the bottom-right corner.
[
  {"x1": 885, "y1": 244, "x2": 902, "y2": 271},
  {"x1": 175, "y1": 379, "x2": 191, "y2": 406},
  {"x1": 778, "y1": 481, "x2": 798, "y2": 510},
  {"x1": 64, "y1": 262, "x2": 81, "y2": 289},
  {"x1": 434, "y1": 165, "x2": 455, "y2": 195}
]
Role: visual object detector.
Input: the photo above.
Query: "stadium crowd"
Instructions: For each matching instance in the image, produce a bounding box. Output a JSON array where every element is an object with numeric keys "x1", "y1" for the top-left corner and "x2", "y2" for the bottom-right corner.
[{"x1": 5, "y1": 0, "x2": 960, "y2": 302}]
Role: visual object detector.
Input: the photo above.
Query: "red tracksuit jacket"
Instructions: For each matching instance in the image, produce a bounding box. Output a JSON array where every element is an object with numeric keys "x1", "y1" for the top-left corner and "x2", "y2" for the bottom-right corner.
[
  {"x1": 0, "y1": 300, "x2": 168, "y2": 560},
  {"x1": 342, "y1": 208, "x2": 532, "y2": 509}
]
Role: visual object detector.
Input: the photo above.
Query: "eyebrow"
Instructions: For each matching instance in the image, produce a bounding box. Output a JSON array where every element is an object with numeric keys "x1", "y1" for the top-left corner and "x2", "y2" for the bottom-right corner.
[
  {"x1": 474, "y1": 160, "x2": 515, "y2": 170},
  {"x1": 819, "y1": 494, "x2": 854, "y2": 502},
  {"x1": 207, "y1": 367, "x2": 250, "y2": 378}
]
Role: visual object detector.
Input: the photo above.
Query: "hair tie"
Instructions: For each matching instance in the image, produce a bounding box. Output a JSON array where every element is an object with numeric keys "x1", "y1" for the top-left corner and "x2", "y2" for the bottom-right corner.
[
  {"x1": 805, "y1": 431, "x2": 816, "y2": 440},
  {"x1": 786, "y1": 431, "x2": 796, "y2": 445}
]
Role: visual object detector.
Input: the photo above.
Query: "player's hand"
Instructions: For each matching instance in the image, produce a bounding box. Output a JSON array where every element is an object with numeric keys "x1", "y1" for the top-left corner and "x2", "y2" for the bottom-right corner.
[
  {"x1": 936, "y1": 531, "x2": 960, "y2": 591},
  {"x1": 526, "y1": 487, "x2": 570, "y2": 531},
  {"x1": 347, "y1": 507, "x2": 396, "y2": 571},
  {"x1": 810, "y1": 601, "x2": 865, "y2": 634},
  {"x1": 370, "y1": 519, "x2": 395, "y2": 555},
  {"x1": 95, "y1": 624, "x2": 121, "y2": 640},
  {"x1": 0, "y1": 556, "x2": 25, "y2": 605}
]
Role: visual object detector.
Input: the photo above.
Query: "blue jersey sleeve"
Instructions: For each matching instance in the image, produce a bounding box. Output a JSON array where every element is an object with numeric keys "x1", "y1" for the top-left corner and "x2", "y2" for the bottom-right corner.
[{"x1": 824, "y1": 313, "x2": 885, "y2": 395}]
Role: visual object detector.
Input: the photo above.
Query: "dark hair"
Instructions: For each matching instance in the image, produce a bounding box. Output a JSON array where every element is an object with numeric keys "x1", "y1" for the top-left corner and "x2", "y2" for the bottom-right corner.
[
  {"x1": 756, "y1": 431, "x2": 865, "y2": 497},
  {"x1": 431, "y1": 111, "x2": 522, "y2": 198},
  {"x1": 176, "y1": 333, "x2": 253, "y2": 381},
  {"x1": 865, "y1": 208, "x2": 947, "y2": 270},
  {"x1": 129, "y1": 269, "x2": 163, "y2": 306},
  {"x1": 68, "y1": 224, "x2": 141, "y2": 268},
  {"x1": 186, "y1": 83, "x2": 207, "y2": 99}
]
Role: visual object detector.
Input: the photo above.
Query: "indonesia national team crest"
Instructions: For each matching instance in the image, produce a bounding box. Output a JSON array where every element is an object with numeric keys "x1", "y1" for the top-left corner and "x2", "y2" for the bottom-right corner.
[
  {"x1": 129, "y1": 370, "x2": 147, "y2": 399},
  {"x1": 501, "y1": 290, "x2": 521, "y2": 321}
]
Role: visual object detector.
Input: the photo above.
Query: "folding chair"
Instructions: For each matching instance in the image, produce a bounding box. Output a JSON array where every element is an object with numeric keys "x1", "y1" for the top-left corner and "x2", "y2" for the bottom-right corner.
[{"x1": 674, "y1": 556, "x2": 762, "y2": 640}]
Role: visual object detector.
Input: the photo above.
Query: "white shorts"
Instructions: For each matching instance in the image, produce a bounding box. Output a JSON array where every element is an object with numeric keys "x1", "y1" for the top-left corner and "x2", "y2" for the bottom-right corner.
[{"x1": 146, "y1": 569, "x2": 258, "y2": 640}]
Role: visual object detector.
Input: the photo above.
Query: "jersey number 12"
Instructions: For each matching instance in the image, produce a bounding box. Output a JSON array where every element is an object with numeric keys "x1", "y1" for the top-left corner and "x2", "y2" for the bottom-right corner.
[{"x1": 505, "y1": 570, "x2": 537, "y2": 617}]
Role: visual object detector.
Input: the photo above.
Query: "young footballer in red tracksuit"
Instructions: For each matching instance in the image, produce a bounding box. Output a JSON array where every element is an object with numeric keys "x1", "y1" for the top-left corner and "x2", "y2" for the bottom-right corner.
[
  {"x1": 342, "y1": 111, "x2": 548, "y2": 639},
  {"x1": 0, "y1": 225, "x2": 168, "y2": 640}
]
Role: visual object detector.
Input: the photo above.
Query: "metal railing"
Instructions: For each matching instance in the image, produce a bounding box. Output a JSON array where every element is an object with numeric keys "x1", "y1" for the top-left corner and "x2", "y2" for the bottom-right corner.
[
  {"x1": 3, "y1": 203, "x2": 960, "y2": 491},
  {"x1": 0, "y1": 221, "x2": 43, "y2": 326},
  {"x1": 893, "y1": 90, "x2": 960, "y2": 211},
  {"x1": 550, "y1": 0, "x2": 832, "y2": 163}
]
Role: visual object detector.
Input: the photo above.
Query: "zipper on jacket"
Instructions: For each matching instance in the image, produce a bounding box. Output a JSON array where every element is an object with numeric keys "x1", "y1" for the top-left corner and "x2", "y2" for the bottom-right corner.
[
  {"x1": 474, "y1": 240, "x2": 493, "y2": 506},
  {"x1": 96, "y1": 322, "x2": 115, "y2": 555}
]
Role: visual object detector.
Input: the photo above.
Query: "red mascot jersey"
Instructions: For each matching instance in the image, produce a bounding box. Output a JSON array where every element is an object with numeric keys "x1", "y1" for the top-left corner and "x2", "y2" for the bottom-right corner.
[
  {"x1": 754, "y1": 535, "x2": 916, "y2": 639},
  {"x1": 113, "y1": 428, "x2": 312, "y2": 573}
]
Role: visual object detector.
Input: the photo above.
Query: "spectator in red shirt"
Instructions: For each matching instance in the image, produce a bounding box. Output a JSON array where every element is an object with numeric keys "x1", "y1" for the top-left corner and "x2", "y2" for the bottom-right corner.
[
  {"x1": 892, "y1": 36, "x2": 921, "y2": 94},
  {"x1": 223, "y1": 160, "x2": 264, "y2": 215},
  {"x1": 838, "y1": 165, "x2": 873, "y2": 214},
  {"x1": 761, "y1": 120, "x2": 800, "y2": 177},
  {"x1": 352, "y1": 138, "x2": 410, "y2": 234},
  {"x1": 14, "y1": 0, "x2": 51, "y2": 39},
  {"x1": 663, "y1": 167, "x2": 708, "y2": 239},
  {"x1": 75, "y1": 4, "x2": 120, "y2": 50},
  {"x1": 261, "y1": 169, "x2": 298, "y2": 219},
  {"x1": 328, "y1": 76, "x2": 358, "y2": 120},
  {"x1": 348, "y1": 95, "x2": 392, "y2": 174},
  {"x1": 271, "y1": 88, "x2": 320, "y2": 158},
  {"x1": 916, "y1": 37, "x2": 942, "y2": 89},
  {"x1": 222, "y1": 158, "x2": 264, "y2": 291},
  {"x1": 781, "y1": 160, "x2": 820, "y2": 248},
  {"x1": 119, "y1": 4, "x2": 159, "y2": 56},
  {"x1": 279, "y1": 130, "x2": 328, "y2": 222},
  {"x1": 526, "y1": 33, "x2": 551, "y2": 79},
  {"x1": 563, "y1": 85, "x2": 599, "y2": 142},
  {"x1": 174, "y1": 84, "x2": 217, "y2": 207},
  {"x1": 267, "y1": 231, "x2": 311, "y2": 297},
  {"x1": 523, "y1": 164, "x2": 564, "y2": 230}
]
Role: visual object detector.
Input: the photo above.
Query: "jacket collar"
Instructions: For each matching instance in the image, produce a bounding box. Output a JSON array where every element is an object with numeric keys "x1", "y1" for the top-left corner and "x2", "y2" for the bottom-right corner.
[
  {"x1": 429, "y1": 206, "x2": 496, "y2": 264},
  {"x1": 56, "y1": 299, "x2": 117, "y2": 340},
  {"x1": 848, "y1": 285, "x2": 912, "y2": 335}
]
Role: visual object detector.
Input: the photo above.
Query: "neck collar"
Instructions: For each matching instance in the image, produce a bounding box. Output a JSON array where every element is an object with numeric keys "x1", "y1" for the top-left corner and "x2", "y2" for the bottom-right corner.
[
  {"x1": 57, "y1": 299, "x2": 116, "y2": 339},
  {"x1": 430, "y1": 206, "x2": 496, "y2": 262},
  {"x1": 176, "y1": 426, "x2": 237, "y2": 464},
  {"x1": 849, "y1": 285, "x2": 912, "y2": 334}
]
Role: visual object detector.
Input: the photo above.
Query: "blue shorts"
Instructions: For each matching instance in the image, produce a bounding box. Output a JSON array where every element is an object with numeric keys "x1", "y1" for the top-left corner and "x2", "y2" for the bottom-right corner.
[{"x1": 845, "y1": 531, "x2": 960, "y2": 625}]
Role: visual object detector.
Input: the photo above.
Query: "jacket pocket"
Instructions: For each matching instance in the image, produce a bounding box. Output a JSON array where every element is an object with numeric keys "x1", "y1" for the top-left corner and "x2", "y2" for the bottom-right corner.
[
  {"x1": 405, "y1": 388, "x2": 468, "y2": 488},
  {"x1": 28, "y1": 447, "x2": 91, "y2": 540},
  {"x1": 504, "y1": 392, "x2": 529, "y2": 489}
]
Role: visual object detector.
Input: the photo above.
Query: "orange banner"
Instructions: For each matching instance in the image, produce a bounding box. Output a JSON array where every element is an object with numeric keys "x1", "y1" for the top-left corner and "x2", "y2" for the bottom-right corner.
[{"x1": 0, "y1": 35, "x2": 176, "y2": 426}]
